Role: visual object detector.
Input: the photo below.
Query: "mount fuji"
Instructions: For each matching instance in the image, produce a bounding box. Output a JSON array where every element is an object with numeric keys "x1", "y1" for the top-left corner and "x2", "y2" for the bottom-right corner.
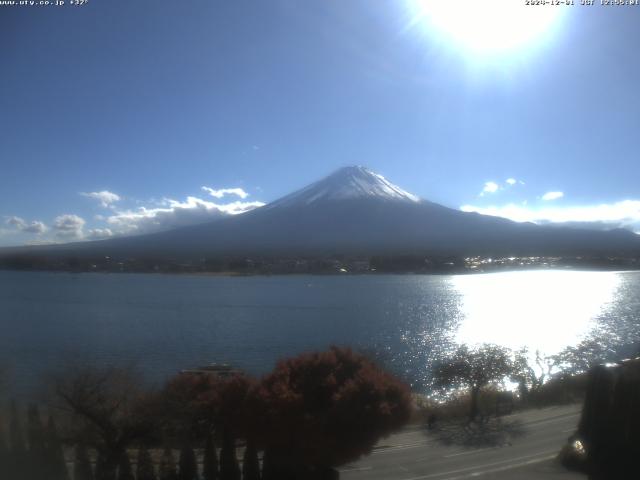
[{"x1": 4, "y1": 166, "x2": 640, "y2": 261}]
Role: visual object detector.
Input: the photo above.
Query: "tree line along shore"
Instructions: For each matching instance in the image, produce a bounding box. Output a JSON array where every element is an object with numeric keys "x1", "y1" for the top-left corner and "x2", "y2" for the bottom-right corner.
[{"x1": 1, "y1": 253, "x2": 638, "y2": 275}]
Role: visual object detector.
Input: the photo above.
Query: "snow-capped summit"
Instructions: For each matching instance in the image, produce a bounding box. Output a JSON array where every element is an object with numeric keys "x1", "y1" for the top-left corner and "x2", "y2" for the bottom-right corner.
[{"x1": 268, "y1": 165, "x2": 420, "y2": 209}]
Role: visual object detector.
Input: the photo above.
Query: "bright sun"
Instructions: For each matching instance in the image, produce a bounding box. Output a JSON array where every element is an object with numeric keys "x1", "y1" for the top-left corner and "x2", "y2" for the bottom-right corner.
[{"x1": 409, "y1": 0, "x2": 565, "y2": 54}]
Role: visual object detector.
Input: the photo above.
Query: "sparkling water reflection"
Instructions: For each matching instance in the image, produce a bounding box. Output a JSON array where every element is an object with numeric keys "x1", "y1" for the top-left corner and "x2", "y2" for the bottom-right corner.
[{"x1": 452, "y1": 271, "x2": 621, "y2": 355}]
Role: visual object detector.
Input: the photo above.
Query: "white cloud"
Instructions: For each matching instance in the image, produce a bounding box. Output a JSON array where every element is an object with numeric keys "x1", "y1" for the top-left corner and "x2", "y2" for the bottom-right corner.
[
  {"x1": 479, "y1": 179, "x2": 524, "y2": 196},
  {"x1": 5, "y1": 186, "x2": 265, "y2": 245},
  {"x1": 52, "y1": 214, "x2": 86, "y2": 240},
  {"x1": 81, "y1": 190, "x2": 121, "y2": 208},
  {"x1": 5, "y1": 216, "x2": 48, "y2": 234},
  {"x1": 24, "y1": 239, "x2": 57, "y2": 246},
  {"x1": 105, "y1": 195, "x2": 264, "y2": 236},
  {"x1": 6, "y1": 216, "x2": 27, "y2": 229},
  {"x1": 22, "y1": 221, "x2": 47, "y2": 234},
  {"x1": 168, "y1": 196, "x2": 263, "y2": 215},
  {"x1": 201, "y1": 187, "x2": 249, "y2": 199},
  {"x1": 505, "y1": 178, "x2": 525, "y2": 186},
  {"x1": 481, "y1": 181, "x2": 499, "y2": 195},
  {"x1": 460, "y1": 200, "x2": 640, "y2": 233},
  {"x1": 541, "y1": 191, "x2": 564, "y2": 201},
  {"x1": 6, "y1": 216, "x2": 24, "y2": 226},
  {"x1": 87, "y1": 228, "x2": 113, "y2": 239}
]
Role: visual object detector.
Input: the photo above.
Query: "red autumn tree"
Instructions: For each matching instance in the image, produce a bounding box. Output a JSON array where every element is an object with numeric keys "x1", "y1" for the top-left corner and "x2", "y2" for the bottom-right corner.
[
  {"x1": 162, "y1": 373, "x2": 256, "y2": 480},
  {"x1": 161, "y1": 372, "x2": 257, "y2": 437},
  {"x1": 256, "y1": 346, "x2": 412, "y2": 471},
  {"x1": 161, "y1": 373, "x2": 219, "y2": 440},
  {"x1": 197, "y1": 375, "x2": 256, "y2": 480}
]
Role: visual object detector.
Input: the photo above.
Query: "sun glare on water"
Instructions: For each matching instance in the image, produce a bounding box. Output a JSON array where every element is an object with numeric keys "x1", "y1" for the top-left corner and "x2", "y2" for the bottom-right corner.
[
  {"x1": 408, "y1": 0, "x2": 566, "y2": 54},
  {"x1": 451, "y1": 271, "x2": 621, "y2": 355}
]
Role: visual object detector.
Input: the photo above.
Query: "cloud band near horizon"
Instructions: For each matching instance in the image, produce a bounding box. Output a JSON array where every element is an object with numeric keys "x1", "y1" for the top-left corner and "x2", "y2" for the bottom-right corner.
[{"x1": 461, "y1": 200, "x2": 640, "y2": 233}]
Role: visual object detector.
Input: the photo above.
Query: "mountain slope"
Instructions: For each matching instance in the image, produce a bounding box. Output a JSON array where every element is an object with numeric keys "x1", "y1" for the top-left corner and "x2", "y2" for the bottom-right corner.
[{"x1": 3, "y1": 166, "x2": 640, "y2": 260}]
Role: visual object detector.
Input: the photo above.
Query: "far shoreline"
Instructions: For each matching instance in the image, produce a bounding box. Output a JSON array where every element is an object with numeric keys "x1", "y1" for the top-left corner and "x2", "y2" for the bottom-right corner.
[{"x1": 1, "y1": 263, "x2": 639, "y2": 278}]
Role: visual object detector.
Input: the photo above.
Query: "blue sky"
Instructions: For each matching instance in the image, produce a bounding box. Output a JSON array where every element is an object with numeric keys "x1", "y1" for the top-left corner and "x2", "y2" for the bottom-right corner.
[{"x1": 1, "y1": 0, "x2": 639, "y2": 246}]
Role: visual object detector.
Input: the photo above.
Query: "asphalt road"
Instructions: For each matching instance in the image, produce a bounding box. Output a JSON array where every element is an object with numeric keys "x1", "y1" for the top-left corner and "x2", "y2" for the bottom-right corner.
[{"x1": 340, "y1": 404, "x2": 586, "y2": 480}]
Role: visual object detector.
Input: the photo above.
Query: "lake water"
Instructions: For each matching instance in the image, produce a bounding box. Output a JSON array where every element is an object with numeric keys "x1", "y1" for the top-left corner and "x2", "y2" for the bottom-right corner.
[{"x1": 1, "y1": 270, "x2": 639, "y2": 395}]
